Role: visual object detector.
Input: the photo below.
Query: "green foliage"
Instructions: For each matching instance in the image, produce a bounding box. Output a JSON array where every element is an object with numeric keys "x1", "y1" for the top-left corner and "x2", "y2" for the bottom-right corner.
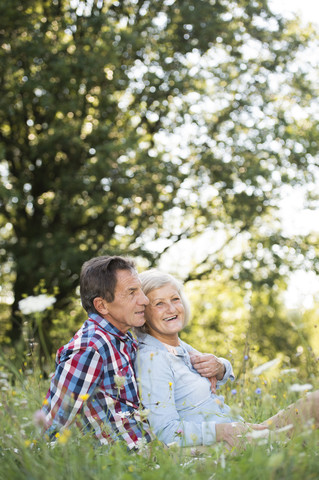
[
  {"x1": 180, "y1": 276, "x2": 319, "y2": 381},
  {"x1": 0, "y1": 353, "x2": 318, "y2": 480},
  {"x1": 1, "y1": 0, "x2": 319, "y2": 359}
]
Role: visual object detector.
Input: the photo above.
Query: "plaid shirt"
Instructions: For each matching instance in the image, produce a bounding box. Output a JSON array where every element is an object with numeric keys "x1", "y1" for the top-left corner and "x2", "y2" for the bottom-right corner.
[{"x1": 42, "y1": 313, "x2": 152, "y2": 449}]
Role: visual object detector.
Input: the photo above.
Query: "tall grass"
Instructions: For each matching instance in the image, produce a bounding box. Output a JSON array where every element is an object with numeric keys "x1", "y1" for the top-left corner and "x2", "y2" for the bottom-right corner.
[{"x1": 0, "y1": 354, "x2": 318, "y2": 480}]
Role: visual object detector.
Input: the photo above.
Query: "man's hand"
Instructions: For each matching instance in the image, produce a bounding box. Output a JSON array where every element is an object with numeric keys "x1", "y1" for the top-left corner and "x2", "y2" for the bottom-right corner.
[{"x1": 189, "y1": 352, "x2": 226, "y2": 381}]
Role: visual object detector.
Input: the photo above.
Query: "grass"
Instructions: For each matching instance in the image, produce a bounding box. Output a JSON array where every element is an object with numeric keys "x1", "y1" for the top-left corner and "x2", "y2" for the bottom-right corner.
[{"x1": 0, "y1": 358, "x2": 318, "y2": 480}]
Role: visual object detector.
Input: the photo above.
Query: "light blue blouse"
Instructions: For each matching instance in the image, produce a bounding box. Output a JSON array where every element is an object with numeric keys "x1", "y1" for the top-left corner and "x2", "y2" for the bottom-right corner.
[{"x1": 135, "y1": 332, "x2": 243, "y2": 446}]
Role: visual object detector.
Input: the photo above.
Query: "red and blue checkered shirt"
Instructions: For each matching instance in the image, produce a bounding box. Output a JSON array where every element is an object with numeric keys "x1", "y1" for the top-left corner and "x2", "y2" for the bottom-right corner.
[{"x1": 42, "y1": 313, "x2": 152, "y2": 449}]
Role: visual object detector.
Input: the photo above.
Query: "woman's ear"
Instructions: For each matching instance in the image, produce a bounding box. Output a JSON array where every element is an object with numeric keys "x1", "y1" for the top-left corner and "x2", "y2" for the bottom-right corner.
[{"x1": 93, "y1": 297, "x2": 109, "y2": 317}]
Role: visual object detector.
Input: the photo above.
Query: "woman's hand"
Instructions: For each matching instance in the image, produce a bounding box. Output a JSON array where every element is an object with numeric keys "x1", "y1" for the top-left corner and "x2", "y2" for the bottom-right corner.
[
  {"x1": 216, "y1": 422, "x2": 269, "y2": 449},
  {"x1": 189, "y1": 352, "x2": 226, "y2": 381}
]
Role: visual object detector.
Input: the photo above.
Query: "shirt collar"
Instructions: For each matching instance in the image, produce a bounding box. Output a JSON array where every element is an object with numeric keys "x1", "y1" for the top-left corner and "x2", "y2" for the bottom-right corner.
[
  {"x1": 136, "y1": 331, "x2": 186, "y2": 355},
  {"x1": 88, "y1": 312, "x2": 135, "y2": 343}
]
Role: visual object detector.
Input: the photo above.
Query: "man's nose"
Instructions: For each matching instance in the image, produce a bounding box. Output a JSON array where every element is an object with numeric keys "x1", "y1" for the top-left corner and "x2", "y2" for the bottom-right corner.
[{"x1": 138, "y1": 290, "x2": 149, "y2": 305}]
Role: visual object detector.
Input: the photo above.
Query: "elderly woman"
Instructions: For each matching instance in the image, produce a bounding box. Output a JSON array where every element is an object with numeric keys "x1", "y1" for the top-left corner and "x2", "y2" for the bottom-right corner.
[{"x1": 135, "y1": 270, "x2": 319, "y2": 449}]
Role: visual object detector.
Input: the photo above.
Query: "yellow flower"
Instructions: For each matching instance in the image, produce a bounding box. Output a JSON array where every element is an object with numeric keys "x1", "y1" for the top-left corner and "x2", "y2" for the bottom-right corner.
[
  {"x1": 57, "y1": 429, "x2": 71, "y2": 444},
  {"x1": 79, "y1": 393, "x2": 90, "y2": 401},
  {"x1": 168, "y1": 382, "x2": 173, "y2": 388},
  {"x1": 24, "y1": 440, "x2": 32, "y2": 447},
  {"x1": 43, "y1": 398, "x2": 48, "y2": 406}
]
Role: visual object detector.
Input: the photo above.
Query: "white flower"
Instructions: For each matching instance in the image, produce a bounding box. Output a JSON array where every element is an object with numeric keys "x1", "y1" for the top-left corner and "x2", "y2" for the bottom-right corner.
[
  {"x1": 289, "y1": 383, "x2": 313, "y2": 392},
  {"x1": 275, "y1": 424, "x2": 294, "y2": 434},
  {"x1": 114, "y1": 374, "x2": 126, "y2": 388},
  {"x1": 280, "y1": 368, "x2": 298, "y2": 375},
  {"x1": 247, "y1": 429, "x2": 270, "y2": 440},
  {"x1": 135, "y1": 437, "x2": 148, "y2": 452},
  {"x1": 252, "y1": 358, "x2": 280, "y2": 376},
  {"x1": 19, "y1": 295, "x2": 56, "y2": 314}
]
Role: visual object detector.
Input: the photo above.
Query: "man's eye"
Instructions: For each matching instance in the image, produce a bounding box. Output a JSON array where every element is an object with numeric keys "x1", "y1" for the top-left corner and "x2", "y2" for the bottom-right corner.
[
  {"x1": 156, "y1": 302, "x2": 163, "y2": 306},
  {"x1": 173, "y1": 297, "x2": 180, "y2": 302}
]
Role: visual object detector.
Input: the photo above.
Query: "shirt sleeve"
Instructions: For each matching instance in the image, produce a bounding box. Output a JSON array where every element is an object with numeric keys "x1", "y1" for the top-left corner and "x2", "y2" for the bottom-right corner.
[
  {"x1": 44, "y1": 347, "x2": 103, "y2": 432},
  {"x1": 136, "y1": 349, "x2": 217, "y2": 447}
]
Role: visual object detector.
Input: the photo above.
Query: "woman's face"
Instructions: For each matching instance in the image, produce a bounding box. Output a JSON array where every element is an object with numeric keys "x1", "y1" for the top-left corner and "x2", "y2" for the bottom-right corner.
[{"x1": 144, "y1": 283, "x2": 185, "y2": 341}]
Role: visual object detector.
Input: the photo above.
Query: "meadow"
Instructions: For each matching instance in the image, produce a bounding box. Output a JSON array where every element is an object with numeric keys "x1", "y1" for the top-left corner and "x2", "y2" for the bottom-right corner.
[{"x1": 0, "y1": 352, "x2": 318, "y2": 480}]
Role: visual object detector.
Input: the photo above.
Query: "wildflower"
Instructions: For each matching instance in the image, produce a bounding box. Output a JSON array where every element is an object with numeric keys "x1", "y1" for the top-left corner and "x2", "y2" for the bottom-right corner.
[
  {"x1": 281, "y1": 368, "x2": 297, "y2": 375},
  {"x1": 79, "y1": 393, "x2": 90, "y2": 401},
  {"x1": 114, "y1": 374, "x2": 126, "y2": 389},
  {"x1": 135, "y1": 437, "x2": 148, "y2": 452},
  {"x1": 24, "y1": 440, "x2": 32, "y2": 447},
  {"x1": 275, "y1": 424, "x2": 293, "y2": 434},
  {"x1": 19, "y1": 294, "x2": 56, "y2": 314},
  {"x1": 231, "y1": 389, "x2": 237, "y2": 395},
  {"x1": 247, "y1": 429, "x2": 270, "y2": 440},
  {"x1": 255, "y1": 388, "x2": 262, "y2": 395},
  {"x1": 168, "y1": 382, "x2": 173, "y2": 389},
  {"x1": 57, "y1": 429, "x2": 71, "y2": 444},
  {"x1": 118, "y1": 411, "x2": 131, "y2": 419},
  {"x1": 289, "y1": 383, "x2": 313, "y2": 393},
  {"x1": 252, "y1": 358, "x2": 280, "y2": 376},
  {"x1": 175, "y1": 428, "x2": 183, "y2": 437},
  {"x1": 33, "y1": 410, "x2": 49, "y2": 430},
  {"x1": 244, "y1": 355, "x2": 249, "y2": 360},
  {"x1": 138, "y1": 408, "x2": 150, "y2": 421},
  {"x1": 43, "y1": 398, "x2": 48, "y2": 406}
]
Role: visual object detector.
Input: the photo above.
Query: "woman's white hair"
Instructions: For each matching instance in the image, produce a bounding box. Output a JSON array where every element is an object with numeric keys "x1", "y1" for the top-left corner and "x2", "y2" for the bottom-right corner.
[{"x1": 136, "y1": 269, "x2": 191, "y2": 334}]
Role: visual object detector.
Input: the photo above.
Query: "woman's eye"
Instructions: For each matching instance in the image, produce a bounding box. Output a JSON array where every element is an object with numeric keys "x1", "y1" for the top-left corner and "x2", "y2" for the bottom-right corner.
[{"x1": 156, "y1": 302, "x2": 163, "y2": 306}]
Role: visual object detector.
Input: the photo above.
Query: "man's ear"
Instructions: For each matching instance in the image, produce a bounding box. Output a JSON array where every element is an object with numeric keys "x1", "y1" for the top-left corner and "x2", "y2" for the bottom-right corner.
[{"x1": 93, "y1": 297, "x2": 109, "y2": 316}]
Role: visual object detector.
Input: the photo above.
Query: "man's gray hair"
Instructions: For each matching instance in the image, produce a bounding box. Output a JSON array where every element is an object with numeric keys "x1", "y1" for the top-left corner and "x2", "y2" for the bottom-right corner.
[{"x1": 136, "y1": 269, "x2": 191, "y2": 333}]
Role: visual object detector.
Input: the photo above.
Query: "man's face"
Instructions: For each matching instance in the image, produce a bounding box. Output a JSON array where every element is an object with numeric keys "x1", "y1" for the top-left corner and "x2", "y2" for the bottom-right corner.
[{"x1": 103, "y1": 269, "x2": 149, "y2": 333}]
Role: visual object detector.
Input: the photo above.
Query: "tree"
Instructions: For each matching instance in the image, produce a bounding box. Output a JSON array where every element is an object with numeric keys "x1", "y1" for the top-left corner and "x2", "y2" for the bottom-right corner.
[{"x1": 1, "y1": 0, "x2": 319, "y2": 358}]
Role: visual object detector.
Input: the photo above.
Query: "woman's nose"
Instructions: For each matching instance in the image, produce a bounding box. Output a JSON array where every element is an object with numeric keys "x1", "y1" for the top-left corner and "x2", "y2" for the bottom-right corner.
[{"x1": 166, "y1": 302, "x2": 176, "y2": 313}]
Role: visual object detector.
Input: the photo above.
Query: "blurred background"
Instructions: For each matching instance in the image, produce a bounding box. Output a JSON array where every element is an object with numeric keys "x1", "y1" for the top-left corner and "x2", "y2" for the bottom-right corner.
[{"x1": 1, "y1": 0, "x2": 319, "y2": 377}]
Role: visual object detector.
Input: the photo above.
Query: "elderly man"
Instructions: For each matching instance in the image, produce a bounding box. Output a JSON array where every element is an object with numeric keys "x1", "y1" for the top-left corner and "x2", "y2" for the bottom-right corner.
[{"x1": 42, "y1": 255, "x2": 152, "y2": 450}]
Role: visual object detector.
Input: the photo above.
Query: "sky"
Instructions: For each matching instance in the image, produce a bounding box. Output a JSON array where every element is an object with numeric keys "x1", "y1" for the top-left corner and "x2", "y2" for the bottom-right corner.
[{"x1": 269, "y1": 0, "x2": 319, "y2": 25}]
